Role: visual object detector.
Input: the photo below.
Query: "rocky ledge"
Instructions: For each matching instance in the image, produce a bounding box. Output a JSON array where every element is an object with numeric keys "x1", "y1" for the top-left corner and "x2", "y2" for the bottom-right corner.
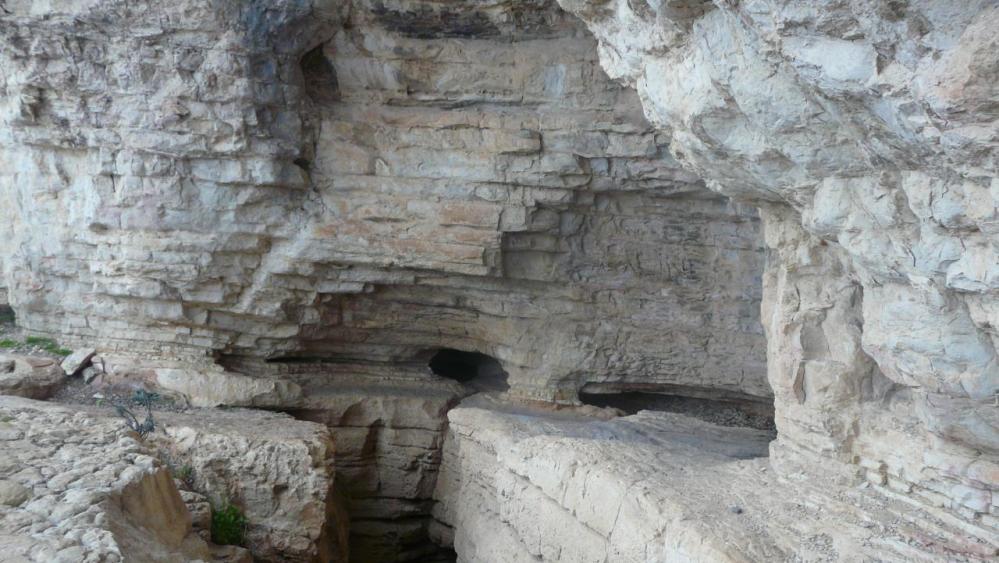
[
  {"x1": 0, "y1": 395, "x2": 345, "y2": 563},
  {"x1": 433, "y1": 399, "x2": 998, "y2": 562}
]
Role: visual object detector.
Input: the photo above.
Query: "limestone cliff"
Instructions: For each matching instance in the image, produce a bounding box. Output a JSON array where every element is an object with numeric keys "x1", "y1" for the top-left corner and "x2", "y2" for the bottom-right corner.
[
  {"x1": 0, "y1": 0, "x2": 997, "y2": 561},
  {"x1": 559, "y1": 0, "x2": 999, "y2": 534}
]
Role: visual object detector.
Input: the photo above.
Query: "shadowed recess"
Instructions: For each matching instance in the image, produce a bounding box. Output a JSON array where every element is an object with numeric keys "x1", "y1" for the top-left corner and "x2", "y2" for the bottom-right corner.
[{"x1": 427, "y1": 348, "x2": 510, "y2": 392}]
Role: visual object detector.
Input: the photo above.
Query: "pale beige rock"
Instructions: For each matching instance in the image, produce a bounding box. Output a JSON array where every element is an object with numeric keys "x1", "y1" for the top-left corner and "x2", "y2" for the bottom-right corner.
[
  {"x1": 0, "y1": 396, "x2": 224, "y2": 562},
  {"x1": 154, "y1": 367, "x2": 302, "y2": 408},
  {"x1": 0, "y1": 480, "x2": 29, "y2": 507},
  {"x1": 0, "y1": 0, "x2": 997, "y2": 559},
  {"x1": 434, "y1": 402, "x2": 999, "y2": 562},
  {"x1": 558, "y1": 0, "x2": 999, "y2": 536},
  {"x1": 0, "y1": 354, "x2": 65, "y2": 400},
  {"x1": 60, "y1": 348, "x2": 95, "y2": 377},
  {"x1": 149, "y1": 407, "x2": 346, "y2": 563},
  {"x1": 0, "y1": 0, "x2": 766, "y2": 404}
]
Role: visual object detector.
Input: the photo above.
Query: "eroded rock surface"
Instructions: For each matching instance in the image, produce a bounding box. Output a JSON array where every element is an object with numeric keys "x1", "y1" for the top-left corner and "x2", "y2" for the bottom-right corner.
[
  {"x1": 0, "y1": 396, "x2": 225, "y2": 562},
  {"x1": 0, "y1": 394, "x2": 343, "y2": 563},
  {"x1": 151, "y1": 407, "x2": 346, "y2": 563},
  {"x1": 0, "y1": 0, "x2": 767, "y2": 404},
  {"x1": 0, "y1": 0, "x2": 997, "y2": 560},
  {"x1": 557, "y1": 0, "x2": 999, "y2": 537},
  {"x1": 0, "y1": 354, "x2": 65, "y2": 400},
  {"x1": 433, "y1": 401, "x2": 999, "y2": 561}
]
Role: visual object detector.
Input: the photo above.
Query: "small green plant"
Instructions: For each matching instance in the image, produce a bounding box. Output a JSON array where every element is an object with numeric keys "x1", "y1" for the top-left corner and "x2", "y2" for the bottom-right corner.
[
  {"x1": 23, "y1": 336, "x2": 71, "y2": 355},
  {"x1": 109, "y1": 390, "x2": 159, "y2": 439},
  {"x1": 0, "y1": 415, "x2": 13, "y2": 423},
  {"x1": 175, "y1": 464, "x2": 195, "y2": 488},
  {"x1": 0, "y1": 339, "x2": 16, "y2": 348},
  {"x1": 211, "y1": 502, "x2": 247, "y2": 546},
  {"x1": 24, "y1": 336, "x2": 55, "y2": 347}
]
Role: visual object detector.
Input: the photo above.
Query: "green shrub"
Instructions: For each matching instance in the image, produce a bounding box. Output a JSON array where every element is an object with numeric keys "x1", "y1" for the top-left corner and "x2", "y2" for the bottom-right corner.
[
  {"x1": 0, "y1": 339, "x2": 16, "y2": 348},
  {"x1": 211, "y1": 502, "x2": 247, "y2": 546}
]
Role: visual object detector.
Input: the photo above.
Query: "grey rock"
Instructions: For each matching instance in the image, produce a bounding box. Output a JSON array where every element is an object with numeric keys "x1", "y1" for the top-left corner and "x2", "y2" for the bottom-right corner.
[
  {"x1": 0, "y1": 479, "x2": 29, "y2": 507},
  {"x1": 60, "y1": 348, "x2": 96, "y2": 377}
]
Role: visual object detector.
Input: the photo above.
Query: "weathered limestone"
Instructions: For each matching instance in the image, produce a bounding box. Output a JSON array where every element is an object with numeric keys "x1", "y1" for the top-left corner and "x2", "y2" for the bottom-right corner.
[
  {"x1": 150, "y1": 408, "x2": 346, "y2": 563},
  {"x1": 60, "y1": 348, "x2": 96, "y2": 378},
  {"x1": 0, "y1": 0, "x2": 767, "y2": 404},
  {"x1": 242, "y1": 360, "x2": 466, "y2": 562},
  {"x1": 0, "y1": 396, "x2": 231, "y2": 562},
  {"x1": 0, "y1": 354, "x2": 65, "y2": 400},
  {"x1": 557, "y1": 0, "x2": 999, "y2": 536},
  {"x1": 1, "y1": 0, "x2": 997, "y2": 560},
  {"x1": 0, "y1": 394, "x2": 343, "y2": 563},
  {"x1": 433, "y1": 401, "x2": 999, "y2": 561}
]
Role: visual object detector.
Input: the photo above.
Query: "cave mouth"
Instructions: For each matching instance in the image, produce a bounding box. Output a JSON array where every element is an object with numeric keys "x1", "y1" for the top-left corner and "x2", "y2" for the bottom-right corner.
[
  {"x1": 0, "y1": 304, "x2": 14, "y2": 324},
  {"x1": 427, "y1": 348, "x2": 510, "y2": 392},
  {"x1": 300, "y1": 43, "x2": 340, "y2": 106},
  {"x1": 579, "y1": 383, "x2": 776, "y2": 435}
]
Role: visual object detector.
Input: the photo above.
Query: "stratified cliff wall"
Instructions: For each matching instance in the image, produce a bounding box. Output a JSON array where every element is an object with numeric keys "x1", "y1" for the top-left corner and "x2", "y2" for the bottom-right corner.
[
  {"x1": 0, "y1": 0, "x2": 767, "y2": 402},
  {"x1": 559, "y1": 0, "x2": 998, "y2": 530}
]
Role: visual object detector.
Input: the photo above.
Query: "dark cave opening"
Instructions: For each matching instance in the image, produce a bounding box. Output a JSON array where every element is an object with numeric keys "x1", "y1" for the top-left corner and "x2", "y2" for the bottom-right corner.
[
  {"x1": 579, "y1": 384, "x2": 776, "y2": 434},
  {"x1": 0, "y1": 304, "x2": 14, "y2": 324},
  {"x1": 427, "y1": 348, "x2": 510, "y2": 392},
  {"x1": 300, "y1": 43, "x2": 340, "y2": 106}
]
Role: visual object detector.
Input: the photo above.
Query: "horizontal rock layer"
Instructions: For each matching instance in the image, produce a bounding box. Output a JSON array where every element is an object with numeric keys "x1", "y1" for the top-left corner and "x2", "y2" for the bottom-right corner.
[
  {"x1": 558, "y1": 0, "x2": 999, "y2": 536},
  {"x1": 433, "y1": 402, "x2": 999, "y2": 561},
  {"x1": 0, "y1": 0, "x2": 767, "y2": 402}
]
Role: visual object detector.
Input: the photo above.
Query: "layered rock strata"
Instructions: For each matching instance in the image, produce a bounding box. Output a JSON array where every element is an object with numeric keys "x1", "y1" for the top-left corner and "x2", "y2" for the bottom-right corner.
[
  {"x1": 0, "y1": 0, "x2": 767, "y2": 403},
  {"x1": 558, "y1": 0, "x2": 999, "y2": 536},
  {"x1": 0, "y1": 2, "x2": 773, "y2": 558},
  {"x1": 0, "y1": 394, "x2": 344, "y2": 563},
  {"x1": 0, "y1": 396, "x2": 240, "y2": 562},
  {"x1": 432, "y1": 401, "x2": 999, "y2": 561},
  {"x1": 150, "y1": 408, "x2": 346, "y2": 563}
]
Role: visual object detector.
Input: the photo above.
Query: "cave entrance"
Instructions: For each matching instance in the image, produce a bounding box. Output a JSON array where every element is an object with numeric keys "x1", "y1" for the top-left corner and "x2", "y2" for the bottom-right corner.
[
  {"x1": 579, "y1": 383, "x2": 775, "y2": 435},
  {"x1": 427, "y1": 348, "x2": 510, "y2": 392}
]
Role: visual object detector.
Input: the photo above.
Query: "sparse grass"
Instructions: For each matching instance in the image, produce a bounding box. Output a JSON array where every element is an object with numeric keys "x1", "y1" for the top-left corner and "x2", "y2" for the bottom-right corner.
[
  {"x1": 23, "y1": 336, "x2": 72, "y2": 356},
  {"x1": 0, "y1": 339, "x2": 16, "y2": 348},
  {"x1": 211, "y1": 502, "x2": 247, "y2": 546},
  {"x1": 0, "y1": 416, "x2": 13, "y2": 423}
]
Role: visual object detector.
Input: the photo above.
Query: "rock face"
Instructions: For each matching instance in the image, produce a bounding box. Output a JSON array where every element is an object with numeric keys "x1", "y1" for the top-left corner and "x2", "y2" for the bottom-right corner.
[
  {"x1": 0, "y1": 394, "x2": 342, "y2": 563},
  {"x1": 0, "y1": 396, "x2": 222, "y2": 562},
  {"x1": 231, "y1": 359, "x2": 465, "y2": 562},
  {"x1": 0, "y1": 354, "x2": 65, "y2": 399},
  {"x1": 0, "y1": 0, "x2": 767, "y2": 403},
  {"x1": 1, "y1": 0, "x2": 998, "y2": 560},
  {"x1": 433, "y1": 401, "x2": 997, "y2": 561},
  {"x1": 150, "y1": 408, "x2": 345, "y2": 563},
  {"x1": 558, "y1": 0, "x2": 999, "y2": 536}
]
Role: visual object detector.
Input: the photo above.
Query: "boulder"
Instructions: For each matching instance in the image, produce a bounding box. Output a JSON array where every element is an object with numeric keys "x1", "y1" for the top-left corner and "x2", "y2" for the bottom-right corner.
[
  {"x1": 150, "y1": 408, "x2": 347, "y2": 562},
  {"x1": 0, "y1": 354, "x2": 65, "y2": 399},
  {"x1": 60, "y1": 348, "x2": 96, "y2": 377}
]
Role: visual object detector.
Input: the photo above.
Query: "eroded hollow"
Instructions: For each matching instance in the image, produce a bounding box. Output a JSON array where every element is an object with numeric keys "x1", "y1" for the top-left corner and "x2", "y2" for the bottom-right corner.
[
  {"x1": 300, "y1": 43, "x2": 340, "y2": 106},
  {"x1": 579, "y1": 383, "x2": 776, "y2": 435},
  {"x1": 427, "y1": 348, "x2": 510, "y2": 392}
]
